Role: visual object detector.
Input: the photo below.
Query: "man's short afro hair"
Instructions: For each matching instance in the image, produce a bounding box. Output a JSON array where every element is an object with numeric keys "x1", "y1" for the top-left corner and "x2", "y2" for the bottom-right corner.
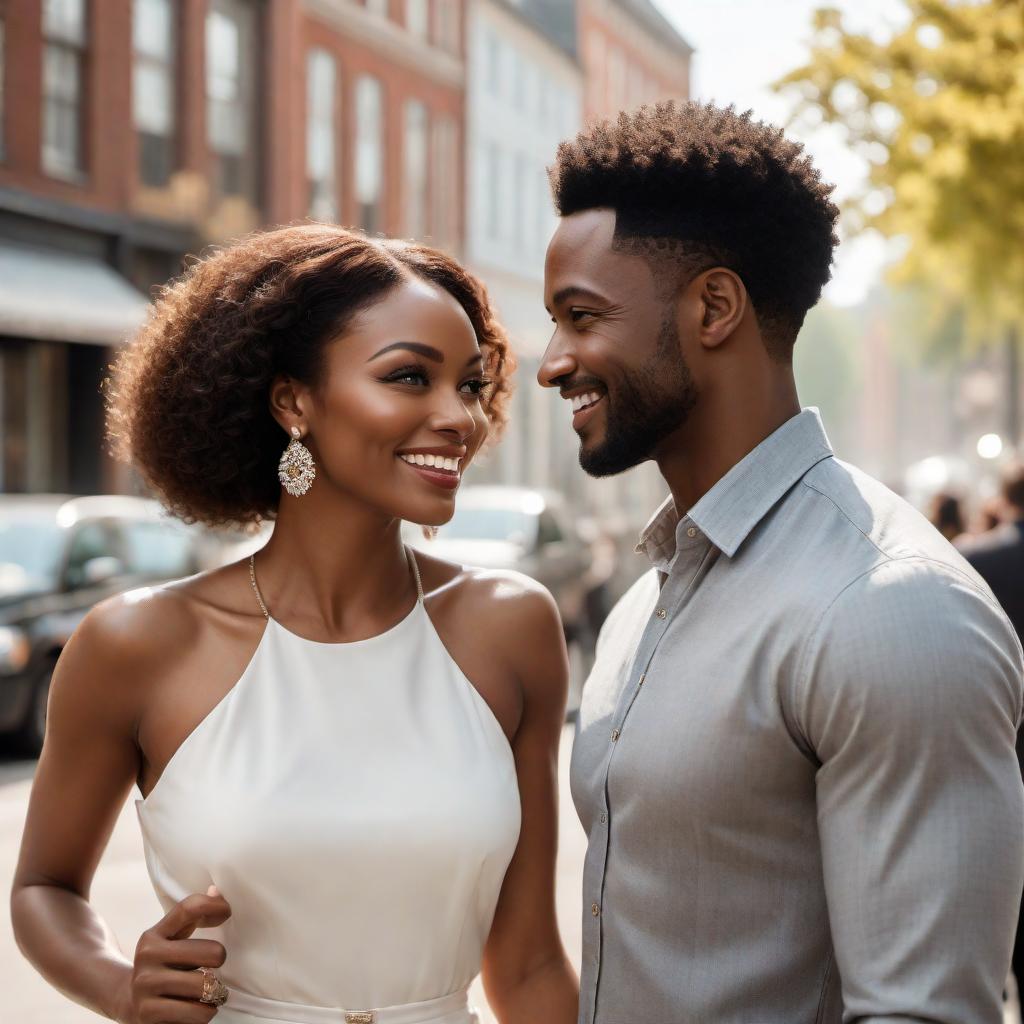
[{"x1": 549, "y1": 101, "x2": 840, "y2": 354}]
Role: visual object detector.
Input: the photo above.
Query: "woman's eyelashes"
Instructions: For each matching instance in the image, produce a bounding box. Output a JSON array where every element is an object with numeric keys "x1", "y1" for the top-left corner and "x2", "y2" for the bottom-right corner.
[{"x1": 381, "y1": 363, "x2": 490, "y2": 398}]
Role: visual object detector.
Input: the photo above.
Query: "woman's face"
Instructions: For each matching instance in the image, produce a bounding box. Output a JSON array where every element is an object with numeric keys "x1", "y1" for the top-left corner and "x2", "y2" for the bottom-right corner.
[{"x1": 294, "y1": 277, "x2": 491, "y2": 526}]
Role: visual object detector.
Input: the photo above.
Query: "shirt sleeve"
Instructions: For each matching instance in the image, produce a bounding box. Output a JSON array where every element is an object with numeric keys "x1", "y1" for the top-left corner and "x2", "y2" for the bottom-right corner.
[{"x1": 795, "y1": 557, "x2": 1024, "y2": 1023}]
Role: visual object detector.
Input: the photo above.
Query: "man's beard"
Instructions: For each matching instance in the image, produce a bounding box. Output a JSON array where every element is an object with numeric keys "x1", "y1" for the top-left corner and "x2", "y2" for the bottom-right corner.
[{"x1": 579, "y1": 310, "x2": 698, "y2": 478}]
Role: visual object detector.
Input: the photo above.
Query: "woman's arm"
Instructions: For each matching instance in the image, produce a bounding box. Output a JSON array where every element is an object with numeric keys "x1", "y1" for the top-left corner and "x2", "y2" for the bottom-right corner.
[
  {"x1": 10, "y1": 594, "x2": 230, "y2": 1024},
  {"x1": 479, "y1": 579, "x2": 579, "y2": 1024}
]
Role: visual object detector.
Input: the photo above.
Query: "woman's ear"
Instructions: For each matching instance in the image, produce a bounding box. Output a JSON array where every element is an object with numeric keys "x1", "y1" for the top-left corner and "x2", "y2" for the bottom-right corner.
[
  {"x1": 269, "y1": 374, "x2": 308, "y2": 437},
  {"x1": 696, "y1": 268, "x2": 747, "y2": 350}
]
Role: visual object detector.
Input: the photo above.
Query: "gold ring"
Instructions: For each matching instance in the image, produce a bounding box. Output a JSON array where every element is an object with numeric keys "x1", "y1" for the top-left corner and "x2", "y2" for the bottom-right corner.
[{"x1": 198, "y1": 967, "x2": 229, "y2": 1007}]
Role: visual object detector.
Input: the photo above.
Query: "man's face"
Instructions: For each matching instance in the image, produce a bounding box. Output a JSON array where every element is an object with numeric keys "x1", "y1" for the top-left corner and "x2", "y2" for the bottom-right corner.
[{"x1": 539, "y1": 209, "x2": 698, "y2": 477}]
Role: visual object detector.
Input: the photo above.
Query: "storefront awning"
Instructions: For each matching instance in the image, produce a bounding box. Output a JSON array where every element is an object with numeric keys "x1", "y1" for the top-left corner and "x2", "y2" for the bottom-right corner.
[{"x1": 0, "y1": 241, "x2": 150, "y2": 346}]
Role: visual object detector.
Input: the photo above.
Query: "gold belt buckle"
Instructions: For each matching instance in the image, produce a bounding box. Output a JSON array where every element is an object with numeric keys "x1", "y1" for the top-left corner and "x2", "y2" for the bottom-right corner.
[{"x1": 344, "y1": 1013, "x2": 375, "y2": 1024}]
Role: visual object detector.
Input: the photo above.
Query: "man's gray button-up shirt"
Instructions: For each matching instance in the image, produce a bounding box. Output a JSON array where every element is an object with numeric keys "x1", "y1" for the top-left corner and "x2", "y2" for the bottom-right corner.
[{"x1": 571, "y1": 408, "x2": 1024, "y2": 1024}]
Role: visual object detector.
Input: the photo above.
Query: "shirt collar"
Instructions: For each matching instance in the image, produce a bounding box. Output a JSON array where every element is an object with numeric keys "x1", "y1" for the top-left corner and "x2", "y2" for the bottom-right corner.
[{"x1": 636, "y1": 408, "x2": 834, "y2": 566}]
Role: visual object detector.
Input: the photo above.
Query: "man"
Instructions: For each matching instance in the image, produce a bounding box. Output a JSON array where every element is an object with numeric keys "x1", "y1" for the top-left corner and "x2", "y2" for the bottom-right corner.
[
  {"x1": 960, "y1": 463, "x2": 1024, "y2": 994},
  {"x1": 539, "y1": 102, "x2": 1024, "y2": 1024}
]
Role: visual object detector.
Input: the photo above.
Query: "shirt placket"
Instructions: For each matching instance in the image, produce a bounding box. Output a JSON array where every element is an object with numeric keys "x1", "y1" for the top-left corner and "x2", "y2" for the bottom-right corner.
[{"x1": 585, "y1": 526, "x2": 713, "y2": 1024}]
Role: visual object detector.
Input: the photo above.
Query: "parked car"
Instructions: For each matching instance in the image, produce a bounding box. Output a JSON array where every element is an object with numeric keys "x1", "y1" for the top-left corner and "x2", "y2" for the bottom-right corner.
[
  {"x1": 0, "y1": 494, "x2": 209, "y2": 753},
  {"x1": 403, "y1": 485, "x2": 591, "y2": 644}
]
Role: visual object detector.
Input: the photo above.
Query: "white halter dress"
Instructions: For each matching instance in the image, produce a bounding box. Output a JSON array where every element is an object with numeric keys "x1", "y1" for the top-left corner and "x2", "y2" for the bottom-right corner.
[{"x1": 135, "y1": 552, "x2": 522, "y2": 1024}]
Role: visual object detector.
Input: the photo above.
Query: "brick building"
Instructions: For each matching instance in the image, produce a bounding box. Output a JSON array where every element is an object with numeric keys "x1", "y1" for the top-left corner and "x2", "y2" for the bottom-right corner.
[
  {"x1": 0, "y1": 0, "x2": 466, "y2": 495},
  {"x1": 580, "y1": 0, "x2": 691, "y2": 122}
]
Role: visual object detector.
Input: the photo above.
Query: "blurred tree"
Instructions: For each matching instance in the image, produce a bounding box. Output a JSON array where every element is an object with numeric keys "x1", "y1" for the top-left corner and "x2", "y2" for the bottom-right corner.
[{"x1": 776, "y1": 0, "x2": 1023, "y2": 436}]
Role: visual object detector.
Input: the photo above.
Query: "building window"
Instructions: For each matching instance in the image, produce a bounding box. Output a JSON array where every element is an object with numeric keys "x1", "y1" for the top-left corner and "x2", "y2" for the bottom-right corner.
[
  {"x1": 405, "y1": 0, "x2": 428, "y2": 38},
  {"x1": 608, "y1": 45, "x2": 626, "y2": 114},
  {"x1": 42, "y1": 0, "x2": 88, "y2": 179},
  {"x1": 513, "y1": 152, "x2": 528, "y2": 250},
  {"x1": 306, "y1": 49, "x2": 338, "y2": 220},
  {"x1": 133, "y1": 0, "x2": 177, "y2": 187},
  {"x1": 403, "y1": 100, "x2": 428, "y2": 238},
  {"x1": 586, "y1": 31, "x2": 605, "y2": 115},
  {"x1": 434, "y1": 0, "x2": 459, "y2": 54},
  {"x1": 0, "y1": 14, "x2": 6, "y2": 161},
  {"x1": 431, "y1": 115, "x2": 457, "y2": 250},
  {"x1": 486, "y1": 33, "x2": 500, "y2": 96},
  {"x1": 509, "y1": 49, "x2": 525, "y2": 111},
  {"x1": 485, "y1": 141, "x2": 500, "y2": 240},
  {"x1": 206, "y1": 0, "x2": 259, "y2": 202},
  {"x1": 355, "y1": 76, "x2": 384, "y2": 235}
]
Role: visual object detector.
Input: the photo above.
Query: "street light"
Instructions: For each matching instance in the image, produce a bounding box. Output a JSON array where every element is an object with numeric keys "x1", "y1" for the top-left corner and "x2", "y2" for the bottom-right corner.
[{"x1": 977, "y1": 433, "x2": 1004, "y2": 460}]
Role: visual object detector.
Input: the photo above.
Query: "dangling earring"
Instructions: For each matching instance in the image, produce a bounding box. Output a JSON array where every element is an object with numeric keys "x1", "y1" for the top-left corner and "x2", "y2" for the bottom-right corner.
[
  {"x1": 278, "y1": 426, "x2": 316, "y2": 496},
  {"x1": 421, "y1": 525, "x2": 439, "y2": 540}
]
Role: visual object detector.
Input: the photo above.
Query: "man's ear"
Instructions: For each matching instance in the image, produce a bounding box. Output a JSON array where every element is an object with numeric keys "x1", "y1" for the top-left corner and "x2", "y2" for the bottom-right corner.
[{"x1": 695, "y1": 268, "x2": 747, "y2": 350}]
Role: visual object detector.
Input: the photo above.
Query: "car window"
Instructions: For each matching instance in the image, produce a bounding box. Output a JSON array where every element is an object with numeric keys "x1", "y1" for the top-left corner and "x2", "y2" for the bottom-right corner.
[
  {"x1": 537, "y1": 510, "x2": 564, "y2": 546},
  {"x1": 437, "y1": 506, "x2": 534, "y2": 544},
  {"x1": 65, "y1": 522, "x2": 119, "y2": 588},
  {"x1": 119, "y1": 520, "x2": 197, "y2": 578},
  {"x1": 0, "y1": 519, "x2": 63, "y2": 593}
]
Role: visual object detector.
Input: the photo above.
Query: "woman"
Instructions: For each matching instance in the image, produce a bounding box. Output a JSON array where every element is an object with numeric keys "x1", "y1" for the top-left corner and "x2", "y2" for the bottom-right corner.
[{"x1": 11, "y1": 225, "x2": 578, "y2": 1024}]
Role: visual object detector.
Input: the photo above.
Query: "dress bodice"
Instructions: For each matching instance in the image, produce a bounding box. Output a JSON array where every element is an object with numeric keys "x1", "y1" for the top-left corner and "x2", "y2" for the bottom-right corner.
[{"x1": 135, "y1": 588, "x2": 521, "y2": 1022}]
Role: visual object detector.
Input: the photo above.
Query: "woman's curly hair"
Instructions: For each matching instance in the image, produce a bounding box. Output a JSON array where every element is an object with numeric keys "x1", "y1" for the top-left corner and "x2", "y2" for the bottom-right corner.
[
  {"x1": 105, "y1": 224, "x2": 515, "y2": 528},
  {"x1": 550, "y1": 101, "x2": 840, "y2": 357}
]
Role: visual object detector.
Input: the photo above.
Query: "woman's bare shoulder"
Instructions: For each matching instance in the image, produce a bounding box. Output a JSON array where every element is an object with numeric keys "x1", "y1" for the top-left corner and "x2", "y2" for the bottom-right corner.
[
  {"x1": 416, "y1": 550, "x2": 555, "y2": 614},
  {"x1": 416, "y1": 551, "x2": 565, "y2": 681},
  {"x1": 68, "y1": 560, "x2": 256, "y2": 675}
]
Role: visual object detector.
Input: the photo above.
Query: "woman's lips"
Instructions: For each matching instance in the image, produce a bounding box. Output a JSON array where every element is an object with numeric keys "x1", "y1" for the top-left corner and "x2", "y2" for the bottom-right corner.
[{"x1": 398, "y1": 458, "x2": 461, "y2": 491}]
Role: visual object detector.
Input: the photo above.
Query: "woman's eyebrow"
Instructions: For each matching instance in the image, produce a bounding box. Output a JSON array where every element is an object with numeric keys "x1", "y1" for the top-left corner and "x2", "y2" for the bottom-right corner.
[{"x1": 367, "y1": 341, "x2": 444, "y2": 363}]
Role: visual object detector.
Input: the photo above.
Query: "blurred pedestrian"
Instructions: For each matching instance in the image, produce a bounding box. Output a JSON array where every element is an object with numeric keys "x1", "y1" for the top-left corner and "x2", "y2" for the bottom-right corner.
[
  {"x1": 11, "y1": 225, "x2": 577, "y2": 1024},
  {"x1": 927, "y1": 490, "x2": 966, "y2": 542},
  {"x1": 961, "y1": 464, "x2": 1024, "y2": 637},
  {"x1": 540, "y1": 101, "x2": 1024, "y2": 1024},
  {"x1": 970, "y1": 494, "x2": 1005, "y2": 536},
  {"x1": 960, "y1": 462, "x2": 1024, "y2": 996}
]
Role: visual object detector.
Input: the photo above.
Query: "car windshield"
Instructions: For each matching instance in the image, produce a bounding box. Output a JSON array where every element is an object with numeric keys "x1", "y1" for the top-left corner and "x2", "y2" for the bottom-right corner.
[
  {"x1": 0, "y1": 518, "x2": 63, "y2": 594},
  {"x1": 436, "y1": 506, "x2": 534, "y2": 544}
]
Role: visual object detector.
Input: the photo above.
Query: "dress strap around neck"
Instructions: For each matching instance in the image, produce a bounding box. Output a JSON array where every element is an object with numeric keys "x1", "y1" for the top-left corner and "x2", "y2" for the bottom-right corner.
[
  {"x1": 405, "y1": 545, "x2": 425, "y2": 603},
  {"x1": 250, "y1": 549, "x2": 423, "y2": 619},
  {"x1": 248, "y1": 553, "x2": 269, "y2": 620}
]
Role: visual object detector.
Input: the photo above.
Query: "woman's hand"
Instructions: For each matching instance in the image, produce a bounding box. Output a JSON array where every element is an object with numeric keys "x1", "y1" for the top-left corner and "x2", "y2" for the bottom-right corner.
[{"x1": 120, "y1": 885, "x2": 232, "y2": 1023}]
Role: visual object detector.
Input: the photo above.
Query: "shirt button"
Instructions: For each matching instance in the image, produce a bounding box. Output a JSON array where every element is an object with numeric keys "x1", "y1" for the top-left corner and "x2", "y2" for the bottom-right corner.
[
  {"x1": 611, "y1": 728, "x2": 620, "y2": 742},
  {"x1": 591, "y1": 902, "x2": 601, "y2": 917},
  {"x1": 656, "y1": 608, "x2": 667, "y2": 619},
  {"x1": 600, "y1": 812, "x2": 607, "y2": 823},
  {"x1": 687, "y1": 527, "x2": 697, "y2": 538},
  {"x1": 638, "y1": 673, "x2": 646, "y2": 685}
]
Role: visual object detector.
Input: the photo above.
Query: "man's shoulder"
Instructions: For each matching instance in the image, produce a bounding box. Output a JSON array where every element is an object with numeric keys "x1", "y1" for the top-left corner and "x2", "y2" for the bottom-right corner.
[{"x1": 792, "y1": 456, "x2": 984, "y2": 589}]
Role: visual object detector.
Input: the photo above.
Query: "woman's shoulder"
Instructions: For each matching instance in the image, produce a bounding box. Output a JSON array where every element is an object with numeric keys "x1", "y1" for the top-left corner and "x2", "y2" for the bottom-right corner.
[
  {"x1": 416, "y1": 551, "x2": 560, "y2": 627},
  {"x1": 415, "y1": 551, "x2": 566, "y2": 699},
  {"x1": 73, "y1": 560, "x2": 255, "y2": 670}
]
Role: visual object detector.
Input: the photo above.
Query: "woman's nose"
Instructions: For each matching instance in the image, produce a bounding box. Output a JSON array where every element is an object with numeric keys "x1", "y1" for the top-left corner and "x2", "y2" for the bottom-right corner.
[{"x1": 431, "y1": 393, "x2": 478, "y2": 442}]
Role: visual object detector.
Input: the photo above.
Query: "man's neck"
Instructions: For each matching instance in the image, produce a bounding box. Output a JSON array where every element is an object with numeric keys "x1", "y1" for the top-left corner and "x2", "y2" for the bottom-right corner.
[{"x1": 655, "y1": 380, "x2": 802, "y2": 516}]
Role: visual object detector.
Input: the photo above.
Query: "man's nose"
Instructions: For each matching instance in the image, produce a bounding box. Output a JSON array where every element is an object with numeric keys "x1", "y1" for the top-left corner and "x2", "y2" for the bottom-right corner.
[{"x1": 537, "y1": 334, "x2": 577, "y2": 390}]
